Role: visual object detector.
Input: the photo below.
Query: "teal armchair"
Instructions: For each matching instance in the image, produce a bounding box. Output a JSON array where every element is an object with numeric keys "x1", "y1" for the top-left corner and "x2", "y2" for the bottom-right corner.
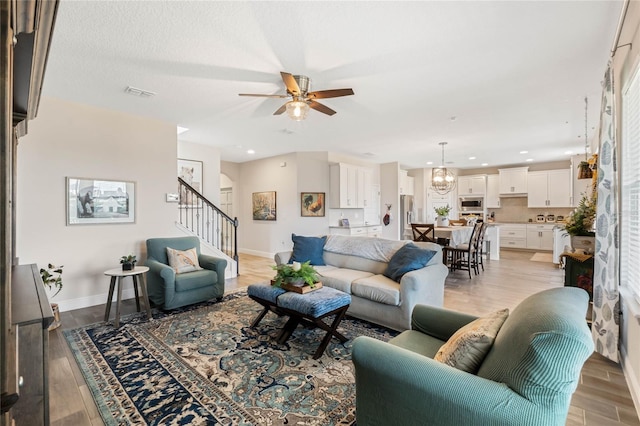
[
  {"x1": 352, "y1": 287, "x2": 594, "y2": 426},
  {"x1": 145, "y1": 236, "x2": 226, "y2": 310}
]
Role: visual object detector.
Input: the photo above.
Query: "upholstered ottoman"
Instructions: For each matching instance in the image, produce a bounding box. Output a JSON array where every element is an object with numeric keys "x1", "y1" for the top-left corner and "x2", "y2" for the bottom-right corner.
[{"x1": 247, "y1": 283, "x2": 351, "y2": 359}]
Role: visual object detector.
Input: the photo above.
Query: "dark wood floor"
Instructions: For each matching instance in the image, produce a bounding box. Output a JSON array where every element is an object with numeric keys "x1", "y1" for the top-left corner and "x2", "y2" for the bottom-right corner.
[{"x1": 48, "y1": 250, "x2": 639, "y2": 426}]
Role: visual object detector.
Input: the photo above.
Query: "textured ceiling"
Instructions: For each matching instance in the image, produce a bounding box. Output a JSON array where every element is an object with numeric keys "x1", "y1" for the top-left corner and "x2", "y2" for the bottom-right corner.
[{"x1": 42, "y1": 1, "x2": 622, "y2": 169}]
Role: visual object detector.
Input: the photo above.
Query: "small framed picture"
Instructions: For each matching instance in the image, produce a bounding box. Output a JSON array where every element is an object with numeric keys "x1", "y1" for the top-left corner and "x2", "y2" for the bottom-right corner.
[
  {"x1": 301, "y1": 192, "x2": 325, "y2": 217},
  {"x1": 340, "y1": 218, "x2": 350, "y2": 227},
  {"x1": 252, "y1": 191, "x2": 277, "y2": 221}
]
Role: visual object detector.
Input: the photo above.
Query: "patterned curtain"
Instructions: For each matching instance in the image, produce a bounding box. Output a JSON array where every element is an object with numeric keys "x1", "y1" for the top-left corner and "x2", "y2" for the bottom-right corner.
[{"x1": 592, "y1": 62, "x2": 620, "y2": 362}]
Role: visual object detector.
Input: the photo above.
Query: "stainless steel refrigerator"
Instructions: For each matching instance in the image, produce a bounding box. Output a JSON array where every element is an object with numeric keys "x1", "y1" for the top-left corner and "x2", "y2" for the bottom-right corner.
[{"x1": 400, "y1": 195, "x2": 415, "y2": 239}]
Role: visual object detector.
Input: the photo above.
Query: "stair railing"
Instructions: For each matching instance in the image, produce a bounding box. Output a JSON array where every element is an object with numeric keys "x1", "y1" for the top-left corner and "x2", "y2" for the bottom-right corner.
[{"x1": 177, "y1": 177, "x2": 238, "y2": 272}]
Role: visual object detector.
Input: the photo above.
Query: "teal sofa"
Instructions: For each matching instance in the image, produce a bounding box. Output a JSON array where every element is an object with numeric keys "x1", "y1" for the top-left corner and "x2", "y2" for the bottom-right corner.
[
  {"x1": 145, "y1": 236, "x2": 226, "y2": 310},
  {"x1": 352, "y1": 287, "x2": 594, "y2": 426}
]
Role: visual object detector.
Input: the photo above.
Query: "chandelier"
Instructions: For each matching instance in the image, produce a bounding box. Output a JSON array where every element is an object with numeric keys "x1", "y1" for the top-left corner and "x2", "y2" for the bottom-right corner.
[
  {"x1": 431, "y1": 142, "x2": 457, "y2": 195},
  {"x1": 577, "y1": 97, "x2": 593, "y2": 180}
]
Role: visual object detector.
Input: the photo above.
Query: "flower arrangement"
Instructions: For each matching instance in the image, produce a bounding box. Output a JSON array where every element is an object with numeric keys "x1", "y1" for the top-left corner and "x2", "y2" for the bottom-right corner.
[
  {"x1": 434, "y1": 205, "x2": 452, "y2": 217},
  {"x1": 272, "y1": 261, "x2": 320, "y2": 288},
  {"x1": 565, "y1": 193, "x2": 596, "y2": 236}
]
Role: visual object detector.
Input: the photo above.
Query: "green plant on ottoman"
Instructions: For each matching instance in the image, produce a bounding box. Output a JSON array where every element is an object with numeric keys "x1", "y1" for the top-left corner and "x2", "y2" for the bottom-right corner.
[{"x1": 40, "y1": 263, "x2": 63, "y2": 330}]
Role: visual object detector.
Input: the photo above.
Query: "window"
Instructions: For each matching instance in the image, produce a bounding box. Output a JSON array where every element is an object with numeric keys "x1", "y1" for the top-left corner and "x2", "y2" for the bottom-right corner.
[{"x1": 621, "y1": 63, "x2": 640, "y2": 303}]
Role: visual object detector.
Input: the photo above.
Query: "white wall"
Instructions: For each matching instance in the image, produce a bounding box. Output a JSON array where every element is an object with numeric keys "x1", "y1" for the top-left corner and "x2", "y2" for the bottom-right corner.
[
  {"x1": 615, "y1": 0, "x2": 640, "y2": 415},
  {"x1": 16, "y1": 97, "x2": 181, "y2": 311},
  {"x1": 178, "y1": 140, "x2": 221, "y2": 205},
  {"x1": 380, "y1": 162, "x2": 400, "y2": 240},
  {"x1": 236, "y1": 152, "x2": 331, "y2": 257}
]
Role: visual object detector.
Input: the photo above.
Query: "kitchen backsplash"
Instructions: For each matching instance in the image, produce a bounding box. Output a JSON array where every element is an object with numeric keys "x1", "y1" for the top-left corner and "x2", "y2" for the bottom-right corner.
[{"x1": 487, "y1": 197, "x2": 573, "y2": 223}]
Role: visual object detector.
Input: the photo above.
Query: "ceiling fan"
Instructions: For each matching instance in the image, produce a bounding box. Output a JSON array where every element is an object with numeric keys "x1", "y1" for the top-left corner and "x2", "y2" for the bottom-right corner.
[{"x1": 239, "y1": 72, "x2": 354, "y2": 121}]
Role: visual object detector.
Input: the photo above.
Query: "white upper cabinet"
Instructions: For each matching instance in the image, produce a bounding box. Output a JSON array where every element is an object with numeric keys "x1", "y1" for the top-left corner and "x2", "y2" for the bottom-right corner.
[
  {"x1": 527, "y1": 169, "x2": 572, "y2": 208},
  {"x1": 499, "y1": 167, "x2": 529, "y2": 194},
  {"x1": 330, "y1": 163, "x2": 375, "y2": 208},
  {"x1": 458, "y1": 175, "x2": 486, "y2": 195},
  {"x1": 399, "y1": 170, "x2": 414, "y2": 196},
  {"x1": 486, "y1": 174, "x2": 500, "y2": 208}
]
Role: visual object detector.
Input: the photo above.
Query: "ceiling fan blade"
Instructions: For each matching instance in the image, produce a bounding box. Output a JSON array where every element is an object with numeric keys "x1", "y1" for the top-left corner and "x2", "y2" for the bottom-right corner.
[
  {"x1": 239, "y1": 93, "x2": 289, "y2": 98},
  {"x1": 308, "y1": 100, "x2": 337, "y2": 116},
  {"x1": 273, "y1": 104, "x2": 287, "y2": 115},
  {"x1": 307, "y1": 88, "x2": 354, "y2": 99},
  {"x1": 280, "y1": 72, "x2": 301, "y2": 96}
]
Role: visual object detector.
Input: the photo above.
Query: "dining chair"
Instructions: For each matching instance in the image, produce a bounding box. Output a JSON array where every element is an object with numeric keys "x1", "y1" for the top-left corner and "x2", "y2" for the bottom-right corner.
[
  {"x1": 476, "y1": 222, "x2": 490, "y2": 271},
  {"x1": 443, "y1": 222, "x2": 481, "y2": 279},
  {"x1": 411, "y1": 223, "x2": 436, "y2": 243},
  {"x1": 448, "y1": 219, "x2": 466, "y2": 226}
]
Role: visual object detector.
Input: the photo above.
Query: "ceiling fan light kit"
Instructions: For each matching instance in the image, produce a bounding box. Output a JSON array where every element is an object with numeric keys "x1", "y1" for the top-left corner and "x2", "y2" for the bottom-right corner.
[
  {"x1": 431, "y1": 142, "x2": 457, "y2": 195},
  {"x1": 239, "y1": 71, "x2": 354, "y2": 121},
  {"x1": 286, "y1": 100, "x2": 310, "y2": 121}
]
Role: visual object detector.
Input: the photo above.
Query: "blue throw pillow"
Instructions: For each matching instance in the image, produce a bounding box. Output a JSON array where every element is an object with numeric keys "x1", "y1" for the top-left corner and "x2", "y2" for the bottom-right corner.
[
  {"x1": 384, "y1": 243, "x2": 437, "y2": 282},
  {"x1": 289, "y1": 234, "x2": 326, "y2": 265}
]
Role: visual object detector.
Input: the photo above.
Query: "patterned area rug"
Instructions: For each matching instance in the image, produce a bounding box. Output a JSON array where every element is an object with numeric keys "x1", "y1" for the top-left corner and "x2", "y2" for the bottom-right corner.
[{"x1": 64, "y1": 290, "x2": 398, "y2": 425}]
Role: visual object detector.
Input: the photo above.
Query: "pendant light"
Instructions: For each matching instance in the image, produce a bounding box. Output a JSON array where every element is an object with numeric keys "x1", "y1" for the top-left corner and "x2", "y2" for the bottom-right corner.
[
  {"x1": 431, "y1": 142, "x2": 457, "y2": 195},
  {"x1": 577, "y1": 97, "x2": 593, "y2": 180}
]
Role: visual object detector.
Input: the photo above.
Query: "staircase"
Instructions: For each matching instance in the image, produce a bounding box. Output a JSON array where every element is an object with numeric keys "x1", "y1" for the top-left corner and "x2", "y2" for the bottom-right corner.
[{"x1": 177, "y1": 177, "x2": 239, "y2": 276}]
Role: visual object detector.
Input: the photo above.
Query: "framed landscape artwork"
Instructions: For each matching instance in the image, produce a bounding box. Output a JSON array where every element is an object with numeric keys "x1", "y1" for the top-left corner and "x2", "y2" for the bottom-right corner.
[
  {"x1": 178, "y1": 158, "x2": 203, "y2": 205},
  {"x1": 66, "y1": 177, "x2": 135, "y2": 225},
  {"x1": 252, "y1": 191, "x2": 277, "y2": 221},
  {"x1": 301, "y1": 192, "x2": 325, "y2": 217}
]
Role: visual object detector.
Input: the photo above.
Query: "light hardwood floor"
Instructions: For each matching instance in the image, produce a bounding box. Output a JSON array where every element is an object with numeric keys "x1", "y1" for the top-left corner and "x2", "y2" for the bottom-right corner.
[{"x1": 48, "y1": 250, "x2": 638, "y2": 426}]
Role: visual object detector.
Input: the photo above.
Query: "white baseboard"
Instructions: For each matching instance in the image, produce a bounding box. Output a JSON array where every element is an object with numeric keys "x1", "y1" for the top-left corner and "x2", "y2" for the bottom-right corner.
[
  {"x1": 57, "y1": 288, "x2": 137, "y2": 312},
  {"x1": 238, "y1": 248, "x2": 275, "y2": 259},
  {"x1": 621, "y1": 345, "x2": 640, "y2": 420}
]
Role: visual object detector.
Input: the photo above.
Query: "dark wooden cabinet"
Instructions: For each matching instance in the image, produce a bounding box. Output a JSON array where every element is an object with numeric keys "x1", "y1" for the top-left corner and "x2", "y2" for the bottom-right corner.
[{"x1": 11, "y1": 264, "x2": 54, "y2": 425}]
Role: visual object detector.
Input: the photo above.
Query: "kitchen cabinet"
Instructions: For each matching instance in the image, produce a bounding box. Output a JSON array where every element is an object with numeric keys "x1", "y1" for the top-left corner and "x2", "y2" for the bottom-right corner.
[
  {"x1": 526, "y1": 224, "x2": 554, "y2": 250},
  {"x1": 486, "y1": 174, "x2": 500, "y2": 208},
  {"x1": 527, "y1": 169, "x2": 572, "y2": 208},
  {"x1": 399, "y1": 170, "x2": 414, "y2": 196},
  {"x1": 458, "y1": 175, "x2": 486, "y2": 195},
  {"x1": 499, "y1": 224, "x2": 527, "y2": 248},
  {"x1": 499, "y1": 167, "x2": 528, "y2": 195},
  {"x1": 330, "y1": 163, "x2": 373, "y2": 208}
]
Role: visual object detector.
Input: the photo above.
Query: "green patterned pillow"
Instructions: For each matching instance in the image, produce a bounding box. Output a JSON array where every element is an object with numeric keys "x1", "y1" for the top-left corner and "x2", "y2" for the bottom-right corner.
[
  {"x1": 434, "y1": 308, "x2": 509, "y2": 373},
  {"x1": 166, "y1": 247, "x2": 203, "y2": 274}
]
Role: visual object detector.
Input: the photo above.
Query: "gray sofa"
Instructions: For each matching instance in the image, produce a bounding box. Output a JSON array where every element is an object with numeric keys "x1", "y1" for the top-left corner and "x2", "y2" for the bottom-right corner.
[{"x1": 275, "y1": 235, "x2": 448, "y2": 331}]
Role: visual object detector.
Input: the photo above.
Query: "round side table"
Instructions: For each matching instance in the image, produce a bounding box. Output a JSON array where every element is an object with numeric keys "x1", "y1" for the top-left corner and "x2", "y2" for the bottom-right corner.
[{"x1": 104, "y1": 266, "x2": 152, "y2": 328}]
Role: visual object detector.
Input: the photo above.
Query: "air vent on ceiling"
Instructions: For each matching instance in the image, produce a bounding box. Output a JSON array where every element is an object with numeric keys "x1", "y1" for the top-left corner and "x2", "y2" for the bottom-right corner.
[{"x1": 124, "y1": 86, "x2": 156, "y2": 98}]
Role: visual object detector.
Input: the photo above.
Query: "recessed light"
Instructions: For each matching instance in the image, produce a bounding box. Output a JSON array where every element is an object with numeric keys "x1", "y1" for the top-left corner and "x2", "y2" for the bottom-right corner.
[
  {"x1": 247, "y1": 149, "x2": 255, "y2": 154},
  {"x1": 426, "y1": 161, "x2": 433, "y2": 165},
  {"x1": 564, "y1": 150, "x2": 573, "y2": 155},
  {"x1": 481, "y1": 163, "x2": 488, "y2": 166},
  {"x1": 520, "y1": 150, "x2": 528, "y2": 154},
  {"x1": 469, "y1": 156, "x2": 476, "y2": 160},
  {"x1": 177, "y1": 126, "x2": 189, "y2": 135},
  {"x1": 526, "y1": 158, "x2": 533, "y2": 162}
]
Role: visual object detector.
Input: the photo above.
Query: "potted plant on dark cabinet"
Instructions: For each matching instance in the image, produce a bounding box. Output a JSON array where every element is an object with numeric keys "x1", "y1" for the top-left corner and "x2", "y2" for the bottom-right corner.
[
  {"x1": 120, "y1": 254, "x2": 137, "y2": 271},
  {"x1": 39, "y1": 263, "x2": 63, "y2": 330}
]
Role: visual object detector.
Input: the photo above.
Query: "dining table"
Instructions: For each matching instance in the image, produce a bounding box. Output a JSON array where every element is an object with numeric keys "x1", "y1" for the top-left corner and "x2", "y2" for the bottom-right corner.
[{"x1": 434, "y1": 226, "x2": 474, "y2": 247}]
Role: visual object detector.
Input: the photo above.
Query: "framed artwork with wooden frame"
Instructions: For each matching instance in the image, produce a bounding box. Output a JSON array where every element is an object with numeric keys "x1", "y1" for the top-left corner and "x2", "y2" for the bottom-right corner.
[
  {"x1": 252, "y1": 191, "x2": 277, "y2": 221},
  {"x1": 301, "y1": 192, "x2": 325, "y2": 217}
]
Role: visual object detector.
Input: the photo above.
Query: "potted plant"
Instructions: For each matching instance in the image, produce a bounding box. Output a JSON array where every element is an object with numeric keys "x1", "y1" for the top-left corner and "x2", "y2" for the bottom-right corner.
[
  {"x1": 40, "y1": 263, "x2": 63, "y2": 330},
  {"x1": 565, "y1": 193, "x2": 596, "y2": 253},
  {"x1": 120, "y1": 254, "x2": 137, "y2": 271},
  {"x1": 272, "y1": 261, "x2": 319, "y2": 288},
  {"x1": 434, "y1": 205, "x2": 452, "y2": 227}
]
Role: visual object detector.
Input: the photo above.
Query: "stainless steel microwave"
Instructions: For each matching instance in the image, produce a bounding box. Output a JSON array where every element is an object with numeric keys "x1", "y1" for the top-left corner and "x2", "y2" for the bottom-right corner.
[{"x1": 459, "y1": 197, "x2": 483, "y2": 211}]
